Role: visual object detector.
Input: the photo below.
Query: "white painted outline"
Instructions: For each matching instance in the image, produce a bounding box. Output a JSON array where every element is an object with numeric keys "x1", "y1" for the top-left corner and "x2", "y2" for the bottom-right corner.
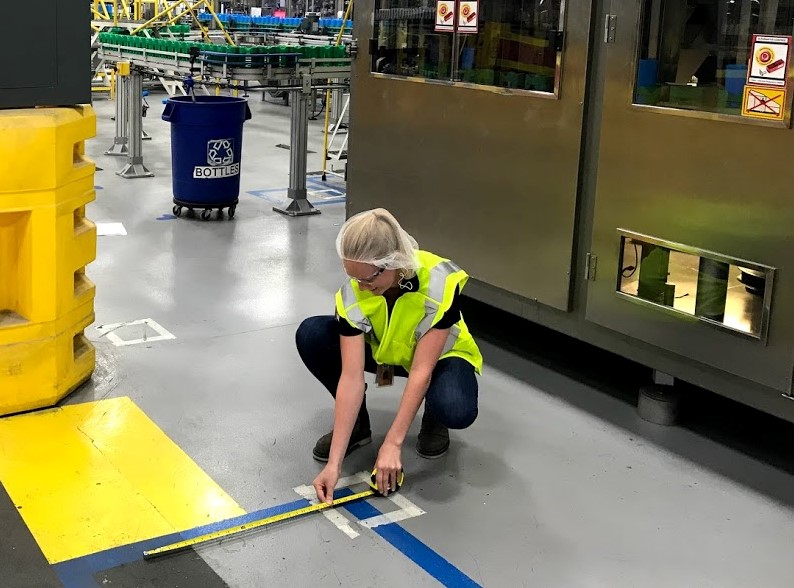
[
  {"x1": 358, "y1": 493, "x2": 426, "y2": 529},
  {"x1": 293, "y1": 470, "x2": 426, "y2": 537},
  {"x1": 293, "y1": 471, "x2": 369, "y2": 539},
  {"x1": 96, "y1": 318, "x2": 176, "y2": 347}
]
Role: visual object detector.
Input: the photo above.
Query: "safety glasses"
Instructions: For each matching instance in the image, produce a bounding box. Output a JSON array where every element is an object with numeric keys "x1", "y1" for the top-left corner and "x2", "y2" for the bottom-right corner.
[{"x1": 349, "y1": 266, "x2": 385, "y2": 285}]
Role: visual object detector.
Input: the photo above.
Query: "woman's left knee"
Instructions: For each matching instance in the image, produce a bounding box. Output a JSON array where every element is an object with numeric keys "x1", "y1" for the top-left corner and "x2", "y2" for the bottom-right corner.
[
  {"x1": 440, "y1": 404, "x2": 478, "y2": 429},
  {"x1": 426, "y1": 361, "x2": 479, "y2": 429}
]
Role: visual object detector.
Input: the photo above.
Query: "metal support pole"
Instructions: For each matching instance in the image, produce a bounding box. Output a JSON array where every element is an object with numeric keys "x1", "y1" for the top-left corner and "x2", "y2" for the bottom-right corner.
[
  {"x1": 273, "y1": 88, "x2": 320, "y2": 216},
  {"x1": 105, "y1": 73, "x2": 129, "y2": 156},
  {"x1": 118, "y1": 68, "x2": 154, "y2": 179}
]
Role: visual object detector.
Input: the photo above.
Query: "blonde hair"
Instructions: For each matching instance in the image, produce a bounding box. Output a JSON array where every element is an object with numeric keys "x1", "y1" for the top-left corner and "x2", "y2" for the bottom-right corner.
[{"x1": 336, "y1": 208, "x2": 420, "y2": 276}]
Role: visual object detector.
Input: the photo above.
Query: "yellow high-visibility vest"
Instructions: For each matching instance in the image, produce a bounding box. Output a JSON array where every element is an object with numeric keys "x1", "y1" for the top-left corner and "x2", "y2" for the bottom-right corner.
[{"x1": 335, "y1": 250, "x2": 483, "y2": 374}]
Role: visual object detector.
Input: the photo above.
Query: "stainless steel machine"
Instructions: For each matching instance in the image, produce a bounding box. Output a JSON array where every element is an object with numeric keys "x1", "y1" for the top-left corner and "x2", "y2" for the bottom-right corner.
[{"x1": 345, "y1": 0, "x2": 794, "y2": 422}]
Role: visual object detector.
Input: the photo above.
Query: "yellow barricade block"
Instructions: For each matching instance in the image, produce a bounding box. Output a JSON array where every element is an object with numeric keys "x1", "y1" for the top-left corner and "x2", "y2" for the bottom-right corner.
[
  {"x1": 0, "y1": 106, "x2": 97, "y2": 415},
  {"x1": 0, "y1": 176, "x2": 96, "y2": 325},
  {"x1": 0, "y1": 106, "x2": 96, "y2": 194},
  {"x1": 0, "y1": 301, "x2": 95, "y2": 416}
]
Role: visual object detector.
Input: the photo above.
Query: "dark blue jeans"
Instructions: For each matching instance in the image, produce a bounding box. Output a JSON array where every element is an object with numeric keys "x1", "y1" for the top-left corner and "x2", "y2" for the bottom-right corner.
[{"x1": 296, "y1": 315, "x2": 478, "y2": 429}]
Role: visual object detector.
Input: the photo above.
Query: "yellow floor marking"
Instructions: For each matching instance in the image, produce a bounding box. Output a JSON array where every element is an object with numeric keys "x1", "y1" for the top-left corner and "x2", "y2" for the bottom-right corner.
[{"x1": 0, "y1": 397, "x2": 245, "y2": 563}]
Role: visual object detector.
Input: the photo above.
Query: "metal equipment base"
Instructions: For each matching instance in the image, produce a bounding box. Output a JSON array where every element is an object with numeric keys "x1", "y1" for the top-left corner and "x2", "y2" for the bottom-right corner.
[
  {"x1": 173, "y1": 198, "x2": 238, "y2": 220},
  {"x1": 272, "y1": 197, "x2": 320, "y2": 217},
  {"x1": 117, "y1": 161, "x2": 154, "y2": 179},
  {"x1": 637, "y1": 384, "x2": 682, "y2": 426},
  {"x1": 105, "y1": 139, "x2": 129, "y2": 156}
]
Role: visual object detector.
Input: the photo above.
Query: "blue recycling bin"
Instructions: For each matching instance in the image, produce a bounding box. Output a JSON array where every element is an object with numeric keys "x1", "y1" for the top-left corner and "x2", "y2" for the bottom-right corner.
[{"x1": 161, "y1": 96, "x2": 252, "y2": 220}]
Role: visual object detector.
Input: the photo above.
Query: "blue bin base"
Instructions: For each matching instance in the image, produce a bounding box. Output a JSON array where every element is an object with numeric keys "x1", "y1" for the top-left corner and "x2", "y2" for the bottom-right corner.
[{"x1": 172, "y1": 198, "x2": 238, "y2": 220}]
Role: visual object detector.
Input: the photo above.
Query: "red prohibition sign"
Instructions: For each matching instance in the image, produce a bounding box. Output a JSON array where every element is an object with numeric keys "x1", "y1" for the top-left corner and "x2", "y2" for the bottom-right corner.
[{"x1": 750, "y1": 91, "x2": 783, "y2": 112}]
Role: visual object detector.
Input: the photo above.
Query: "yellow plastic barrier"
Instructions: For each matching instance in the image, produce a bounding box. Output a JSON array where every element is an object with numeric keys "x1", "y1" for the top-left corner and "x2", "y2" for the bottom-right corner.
[
  {"x1": 0, "y1": 303, "x2": 96, "y2": 416},
  {"x1": 0, "y1": 106, "x2": 97, "y2": 416}
]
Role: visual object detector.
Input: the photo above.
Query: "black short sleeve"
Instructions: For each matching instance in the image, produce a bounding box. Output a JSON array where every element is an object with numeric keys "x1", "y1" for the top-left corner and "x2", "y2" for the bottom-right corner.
[
  {"x1": 336, "y1": 311, "x2": 364, "y2": 336},
  {"x1": 432, "y1": 286, "x2": 461, "y2": 330}
]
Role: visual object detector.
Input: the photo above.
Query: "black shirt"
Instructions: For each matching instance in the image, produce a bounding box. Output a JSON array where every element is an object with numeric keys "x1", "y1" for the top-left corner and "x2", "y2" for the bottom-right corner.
[{"x1": 336, "y1": 274, "x2": 462, "y2": 337}]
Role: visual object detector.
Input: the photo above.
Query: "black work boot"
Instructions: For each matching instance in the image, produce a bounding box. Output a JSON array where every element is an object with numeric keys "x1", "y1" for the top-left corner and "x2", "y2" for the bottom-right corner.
[
  {"x1": 416, "y1": 409, "x2": 450, "y2": 459},
  {"x1": 312, "y1": 401, "x2": 372, "y2": 462}
]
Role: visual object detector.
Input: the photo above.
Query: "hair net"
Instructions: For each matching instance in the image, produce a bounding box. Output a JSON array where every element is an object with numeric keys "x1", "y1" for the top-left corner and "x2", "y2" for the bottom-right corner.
[{"x1": 335, "y1": 208, "x2": 421, "y2": 271}]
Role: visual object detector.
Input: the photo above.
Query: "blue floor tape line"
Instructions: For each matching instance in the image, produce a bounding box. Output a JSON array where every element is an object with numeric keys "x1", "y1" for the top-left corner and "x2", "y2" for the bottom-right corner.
[
  {"x1": 374, "y1": 524, "x2": 482, "y2": 588},
  {"x1": 53, "y1": 533, "x2": 184, "y2": 588},
  {"x1": 247, "y1": 177, "x2": 347, "y2": 207},
  {"x1": 52, "y1": 499, "x2": 310, "y2": 588},
  {"x1": 247, "y1": 189, "x2": 345, "y2": 206},
  {"x1": 247, "y1": 187, "x2": 290, "y2": 196},
  {"x1": 338, "y1": 489, "x2": 482, "y2": 588},
  {"x1": 53, "y1": 490, "x2": 480, "y2": 588}
]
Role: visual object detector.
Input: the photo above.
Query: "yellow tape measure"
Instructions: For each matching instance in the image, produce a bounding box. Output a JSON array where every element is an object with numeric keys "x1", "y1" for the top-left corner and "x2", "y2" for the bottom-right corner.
[{"x1": 143, "y1": 469, "x2": 404, "y2": 560}]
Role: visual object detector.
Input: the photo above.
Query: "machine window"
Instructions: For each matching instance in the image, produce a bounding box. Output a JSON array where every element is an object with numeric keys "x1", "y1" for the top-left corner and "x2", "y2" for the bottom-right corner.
[
  {"x1": 372, "y1": 0, "x2": 564, "y2": 93},
  {"x1": 617, "y1": 233, "x2": 773, "y2": 340},
  {"x1": 372, "y1": 1, "x2": 453, "y2": 80},
  {"x1": 635, "y1": 0, "x2": 794, "y2": 115}
]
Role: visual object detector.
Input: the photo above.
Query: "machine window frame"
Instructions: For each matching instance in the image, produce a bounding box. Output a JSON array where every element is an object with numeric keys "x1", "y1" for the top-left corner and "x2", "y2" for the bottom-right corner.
[
  {"x1": 628, "y1": 0, "x2": 794, "y2": 128},
  {"x1": 368, "y1": 0, "x2": 569, "y2": 100},
  {"x1": 614, "y1": 229, "x2": 775, "y2": 344}
]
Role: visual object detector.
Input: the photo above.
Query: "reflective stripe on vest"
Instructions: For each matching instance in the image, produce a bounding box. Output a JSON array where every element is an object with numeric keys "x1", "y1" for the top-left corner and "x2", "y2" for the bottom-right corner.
[
  {"x1": 414, "y1": 299, "x2": 437, "y2": 342},
  {"x1": 442, "y1": 324, "x2": 461, "y2": 356},
  {"x1": 340, "y1": 282, "x2": 373, "y2": 333},
  {"x1": 414, "y1": 260, "x2": 462, "y2": 340},
  {"x1": 427, "y1": 260, "x2": 461, "y2": 302}
]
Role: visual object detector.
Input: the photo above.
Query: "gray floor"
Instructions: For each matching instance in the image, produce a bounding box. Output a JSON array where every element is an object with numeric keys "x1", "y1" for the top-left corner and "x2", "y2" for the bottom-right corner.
[{"x1": 69, "y1": 91, "x2": 794, "y2": 587}]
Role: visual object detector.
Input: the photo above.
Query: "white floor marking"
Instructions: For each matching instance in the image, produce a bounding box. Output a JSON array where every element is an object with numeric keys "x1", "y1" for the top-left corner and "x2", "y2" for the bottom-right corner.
[
  {"x1": 293, "y1": 482, "x2": 360, "y2": 539},
  {"x1": 358, "y1": 493, "x2": 426, "y2": 529},
  {"x1": 96, "y1": 318, "x2": 176, "y2": 347},
  {"x1": 293, "y1": 470, "x2": 426, "y2": 536},
  {"x1": 307, "y1": 188, "x2": 345, "y2": 200},
  {"x1": 96, "y1": 222, "x2": 127, "y2": 236}
]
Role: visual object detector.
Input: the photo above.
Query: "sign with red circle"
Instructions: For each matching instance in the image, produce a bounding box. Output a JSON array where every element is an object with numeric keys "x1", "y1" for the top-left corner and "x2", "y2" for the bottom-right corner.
[
  {"x1": 434, "y1": 0, "x2": 454, "y2": 32},
  {"x1": 458, "y1": 1, "x2": 478, "y2": 34},
  {"x1": 747, "y1": 34, "x2": 792, "y2": 88}
]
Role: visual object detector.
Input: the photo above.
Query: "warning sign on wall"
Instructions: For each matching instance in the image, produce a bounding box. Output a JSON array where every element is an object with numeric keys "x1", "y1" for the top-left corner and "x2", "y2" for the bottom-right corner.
[
  {"x1": 435, "y1": 0, "x2": 454, "y2": 32},
  {"x1": 458, "y1": 1, "x2": 478, "y2": 34},
  {"x1": 747, "y1": 35, "x2": 792, "y2": 87},
  {"x1": 741, "y1": 86, "x2": 787, "y2": 121}
]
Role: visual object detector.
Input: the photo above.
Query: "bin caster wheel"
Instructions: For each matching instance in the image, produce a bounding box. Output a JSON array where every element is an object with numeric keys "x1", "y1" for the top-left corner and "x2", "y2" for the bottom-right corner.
[
  {"x1": 172, "y1": 205, "x2": 182, "y2": 217},
  {"x1": 228, "y1": 206, "x2": 236, "y2": 219},
  {"x1": 201, "y1": 209, "x2": 212, "y2": 221}
]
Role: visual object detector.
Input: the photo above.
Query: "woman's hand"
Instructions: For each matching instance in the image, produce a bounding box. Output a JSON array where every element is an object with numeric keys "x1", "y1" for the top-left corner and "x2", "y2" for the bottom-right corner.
[
  {"x1": 313, "y1": 464, "x2": 341, "y2": 504},
  {"x1": 374, "y1": 441, "x2": 402, "y2": 496}
]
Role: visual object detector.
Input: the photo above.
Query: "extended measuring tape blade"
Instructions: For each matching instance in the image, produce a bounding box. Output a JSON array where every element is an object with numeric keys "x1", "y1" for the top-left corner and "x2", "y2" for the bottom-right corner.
[
  {"x1": 143, "y1": 489, "x2": 374, "y2": 559},
  {"x1": 143, "y1": 469, "x2": 404, "y2": 560}
]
